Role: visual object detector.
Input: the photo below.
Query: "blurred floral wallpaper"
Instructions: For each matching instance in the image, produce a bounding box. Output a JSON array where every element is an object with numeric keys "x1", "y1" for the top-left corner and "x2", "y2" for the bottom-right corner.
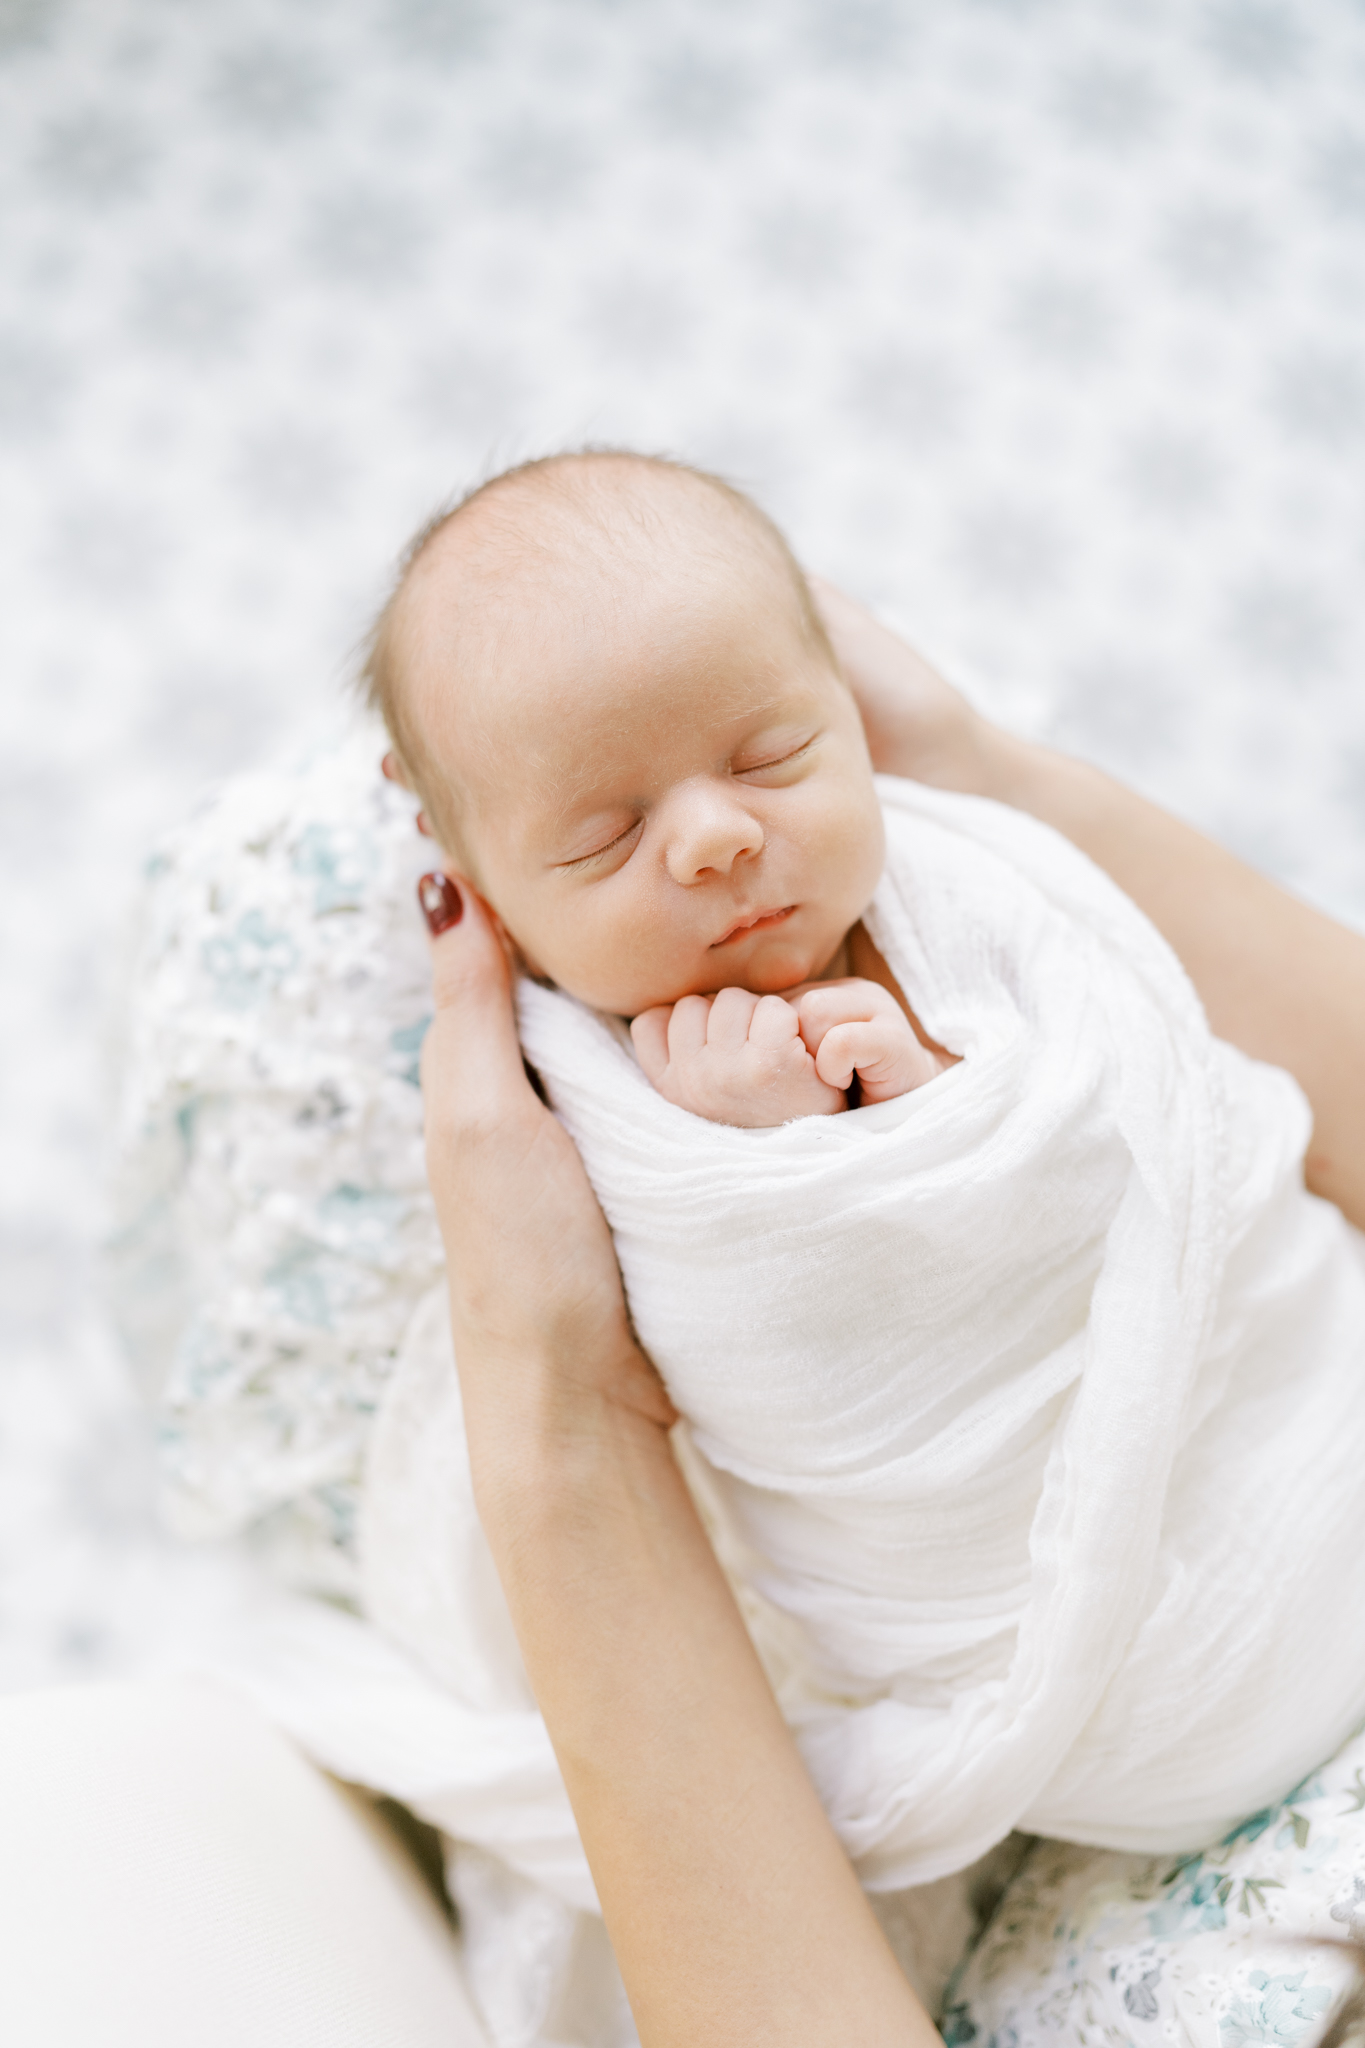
[{"x1": 2, "y1": 0, "x2": 1363, "y2": 1688}]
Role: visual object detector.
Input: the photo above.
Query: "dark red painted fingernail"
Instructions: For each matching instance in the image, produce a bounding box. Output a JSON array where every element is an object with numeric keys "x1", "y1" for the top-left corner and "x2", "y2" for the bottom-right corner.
[{"x1": 418, "y1": 872, "x2": 463, "y2": 934}]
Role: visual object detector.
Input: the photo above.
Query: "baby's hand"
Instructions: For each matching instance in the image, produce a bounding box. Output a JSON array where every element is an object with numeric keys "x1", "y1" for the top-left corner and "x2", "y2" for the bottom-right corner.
[
  {"x1": 630, "y1": 987, "x2": 845, "y2": 1128},
  {"x1": 794, "y1": 978, "x2": 947, "y2": 1104}
]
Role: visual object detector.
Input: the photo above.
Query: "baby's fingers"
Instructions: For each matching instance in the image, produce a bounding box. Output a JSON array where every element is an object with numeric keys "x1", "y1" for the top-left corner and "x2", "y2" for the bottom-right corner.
[
  {"x1": 797, "y1": 979, "x2": 901, "y2": 1054},
  {"x1": 630, "y1": 1006, "x2": 673, "y2": 1084},
  {"x1": 813, "y1": 1018, "x2": 895, "y2": 1091},
  {"x1": 706, "y1": 985, "x2": 761, "y2": 1050},
  {"x1": 747, "y1": 994, "x2": 802, "y2": 1051},
  {"x1": 666, "y1": 993, "x2": 715, "y2": 1061}
]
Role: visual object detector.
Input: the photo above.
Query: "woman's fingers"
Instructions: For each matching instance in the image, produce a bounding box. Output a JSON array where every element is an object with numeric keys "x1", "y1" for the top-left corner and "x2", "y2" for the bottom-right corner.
[
  {"x1": 808, "y1": 575, "x2": 993, "y2": 793},
  {"x1": 417, "y1": 873, "x2": 532, "y2": 1132},
  {"x1": 418, "y1": 871, "x2": 504, "y2": 1013},
  {"x1": 414, "y1": 872, "x2": 675, "y2": 1446}
]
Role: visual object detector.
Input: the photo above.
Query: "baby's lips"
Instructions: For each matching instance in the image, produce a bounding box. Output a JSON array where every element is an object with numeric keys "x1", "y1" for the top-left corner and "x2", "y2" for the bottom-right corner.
[{"x1": 418, "y1": 872, "x2": 464, "y2": 935}]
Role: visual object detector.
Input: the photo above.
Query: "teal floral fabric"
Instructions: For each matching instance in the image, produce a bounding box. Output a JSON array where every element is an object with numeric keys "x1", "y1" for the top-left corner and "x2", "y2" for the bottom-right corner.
[
  {"x1": 947, "y1": 1725, "x2": 1365, "y2": 2048},
  {"x1": 107, "y1": 729, "x2": 444, "y2": 1597}
]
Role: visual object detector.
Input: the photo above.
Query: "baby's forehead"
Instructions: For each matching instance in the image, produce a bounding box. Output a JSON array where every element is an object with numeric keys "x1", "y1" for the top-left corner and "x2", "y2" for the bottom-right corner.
[
  {"x1": 406, "y1": 476, "x2": 794, "y2": 702},
  {"x1": 440, "y1": 566, "x2": 796, "y2": 781},
  {"x1": 391, "y1": 459, "x2": 819, "y2": 842},
  {"x1": 410, "y1": 459, "x2": 774, "y2": 619}
]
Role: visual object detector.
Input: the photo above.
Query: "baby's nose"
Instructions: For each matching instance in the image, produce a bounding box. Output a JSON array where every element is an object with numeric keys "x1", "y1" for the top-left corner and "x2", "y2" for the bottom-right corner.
[{"x1": 663, "y1": 781, "x2": 764, "y2": 884}]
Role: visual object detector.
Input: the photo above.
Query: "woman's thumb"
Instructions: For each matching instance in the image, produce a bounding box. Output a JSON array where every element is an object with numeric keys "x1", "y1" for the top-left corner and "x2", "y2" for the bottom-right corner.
[
  {"x1": 417, "y1": 871, "x2": 530, "y2": 1116},
  {"x1": 418, "y1": 871, "x2": 508, "y2": 1007}
]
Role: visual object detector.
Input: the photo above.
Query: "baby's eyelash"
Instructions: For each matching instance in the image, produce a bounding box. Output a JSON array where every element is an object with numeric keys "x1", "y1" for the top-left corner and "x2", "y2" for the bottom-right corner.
[
  {"x1": 558, "y1": 743, "x2": 813, "y2": 870},
  {"x1": 737, "y1": 737, "x2": 815, "y2": 773},
  {"x1": 561, "y1": 820, "x2": 640, "y2": 871}
]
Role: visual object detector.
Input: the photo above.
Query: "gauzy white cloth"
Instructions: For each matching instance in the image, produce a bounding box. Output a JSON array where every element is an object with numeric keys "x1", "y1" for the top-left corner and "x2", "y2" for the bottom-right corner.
[{"x1": 507, "y1": 774, "x2": 1365, "y2": 1890}]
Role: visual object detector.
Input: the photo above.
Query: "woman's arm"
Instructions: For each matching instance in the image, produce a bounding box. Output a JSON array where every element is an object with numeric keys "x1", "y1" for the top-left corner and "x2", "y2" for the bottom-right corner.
[
  {"x1": 991, "y1": 745, "x2": 1365, "y2": 1224},
  {"x1": 815, "y1": 582, "x2": 1365, "y2": 1230},
  {"x1": 417, "y1": 875, "x2": 934, "y2": 2048}
]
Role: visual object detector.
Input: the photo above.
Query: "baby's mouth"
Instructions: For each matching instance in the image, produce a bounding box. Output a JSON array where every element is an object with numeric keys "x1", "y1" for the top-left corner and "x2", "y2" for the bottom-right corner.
[{"x1": 710, "y1": 905, "x2": 798, "y2": 948}]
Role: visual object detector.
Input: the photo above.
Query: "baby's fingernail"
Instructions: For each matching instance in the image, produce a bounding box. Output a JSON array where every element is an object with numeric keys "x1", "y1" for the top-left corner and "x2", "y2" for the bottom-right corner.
[{"x1": 418, "y1": 872, "x2": 463, "y2": 934}]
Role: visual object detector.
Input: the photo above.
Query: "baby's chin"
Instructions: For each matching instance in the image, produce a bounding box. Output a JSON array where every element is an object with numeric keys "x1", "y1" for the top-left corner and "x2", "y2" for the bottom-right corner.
[
  {"x1": 550, "y1": 931, "x2": 854, "y2": 1019},
  {"x1": 620, "y1": 933, "x2": 846, "y2": 1014},
  {"x1": 733, "y1": 939, "x2": 829, "y2": 995}
]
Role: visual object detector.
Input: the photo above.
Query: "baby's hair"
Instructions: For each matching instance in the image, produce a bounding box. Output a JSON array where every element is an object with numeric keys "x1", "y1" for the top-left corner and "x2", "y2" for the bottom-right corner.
[{"x1": 358, "y1": 447, "x2": 834, "y2": 852}]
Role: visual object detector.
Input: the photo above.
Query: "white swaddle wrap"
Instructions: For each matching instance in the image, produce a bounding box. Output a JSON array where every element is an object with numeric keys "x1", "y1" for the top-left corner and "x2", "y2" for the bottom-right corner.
[
  {"x1": 508, "y1": 774, "x2": 1365, "y2": 1888},
  {"x1": 147, "y1": 763, "x2": 1365, "y2": 2035}
]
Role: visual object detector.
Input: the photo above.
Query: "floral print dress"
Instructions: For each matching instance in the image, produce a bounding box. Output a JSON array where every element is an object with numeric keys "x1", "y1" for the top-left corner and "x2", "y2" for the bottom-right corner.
[{"x1": 947, "y1": 1728, "x2": 1365, "y2": 2048}]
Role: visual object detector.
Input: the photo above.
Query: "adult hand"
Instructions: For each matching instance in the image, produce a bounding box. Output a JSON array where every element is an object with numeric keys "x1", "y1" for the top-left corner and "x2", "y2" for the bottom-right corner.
[
  {"x1": 416, "y1": 869, "x2": 931, "y2": 2047},
  {"x1": 416, "y1": 871, "x2": 675, "y2": 1512},
  {"x1": 810, "y1": 575, "x2": 1009, "y2": 795},
  {"x1": 806, "y1": 586, "x2": 1365, "y2": 1230}
]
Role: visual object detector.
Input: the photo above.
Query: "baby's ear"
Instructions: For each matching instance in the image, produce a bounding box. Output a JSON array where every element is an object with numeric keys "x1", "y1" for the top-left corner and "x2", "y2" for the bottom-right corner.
[{"x1": 381, "y1": 751, "x2": 437, "y2": 838}]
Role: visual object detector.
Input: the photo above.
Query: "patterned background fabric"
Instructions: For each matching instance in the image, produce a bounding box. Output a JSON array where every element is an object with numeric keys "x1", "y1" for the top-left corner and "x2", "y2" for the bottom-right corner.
[
  {"x1": 947, "y1": 1720, "x2": 1365, "y2": 2048},
  {"x1": 1, "y1": 0, "x2": 1363, "y2": 1689}
]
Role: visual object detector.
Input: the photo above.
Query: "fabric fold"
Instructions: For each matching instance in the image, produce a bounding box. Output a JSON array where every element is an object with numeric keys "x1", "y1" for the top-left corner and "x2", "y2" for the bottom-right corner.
[{"x1": 510, "y1": 776, "x2": 1365, "y2": 1885}]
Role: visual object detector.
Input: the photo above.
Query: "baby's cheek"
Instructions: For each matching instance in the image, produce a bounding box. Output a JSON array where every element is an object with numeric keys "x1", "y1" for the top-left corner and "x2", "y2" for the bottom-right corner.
[
  {"x1": 804, "y1": 784, "x2": 881, "y2": 909},
  {"x1": 846, "y1": 801, "x2": 887, "y2": 903},
  {"x1": 544, "y1": 908, "x2": 687, "y2": 1016}
]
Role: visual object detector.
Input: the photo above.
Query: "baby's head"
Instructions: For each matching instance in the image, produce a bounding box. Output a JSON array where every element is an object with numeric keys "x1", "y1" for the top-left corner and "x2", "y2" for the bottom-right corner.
[{"x1": 365, "y1": 451, "x2": 884, "y2": 1016}]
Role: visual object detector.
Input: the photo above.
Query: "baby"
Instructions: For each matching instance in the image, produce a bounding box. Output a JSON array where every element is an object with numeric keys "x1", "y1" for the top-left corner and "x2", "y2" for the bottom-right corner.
[
  {"x1": 364, "y1": 446, "x2": 1365, "y2": 1899},
  {"x1": 369, "y1": 450, "x2": 945, "y2": 1124}
]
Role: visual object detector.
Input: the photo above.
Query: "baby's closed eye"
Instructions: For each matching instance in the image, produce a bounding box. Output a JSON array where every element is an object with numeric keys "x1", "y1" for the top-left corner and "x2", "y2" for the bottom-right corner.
[{"x1": 558, "y1": 817, "x2": 643, "y2": 871}]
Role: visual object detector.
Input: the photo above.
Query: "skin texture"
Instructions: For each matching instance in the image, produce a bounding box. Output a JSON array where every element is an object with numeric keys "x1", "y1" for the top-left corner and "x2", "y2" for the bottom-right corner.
[
  {"x1": 419, "y1": 583, "x2": 1365, "y2": 2044},
  {"x1": 630, "y1": 978, "x2": 945, "y2": 1126},
  {"x1": 396, "y1": 503, "x2": 884, "y2": 1016},
  {"x1": 811, "y1": 577, "x2": 1365, "y2": 1232},
  {"x1": 421, "y1": 881, "x2": 938, "y2": 2048},
  {"x1": 388, "y1": 458, "x2": 955, "y2": 1123}
]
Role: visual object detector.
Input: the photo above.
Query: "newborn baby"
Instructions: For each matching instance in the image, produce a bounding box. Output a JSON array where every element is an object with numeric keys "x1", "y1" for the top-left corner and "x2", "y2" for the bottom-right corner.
[
  {"x1": 372, "y1": 452, "x2": 942, "y2": 1124},
  {"x1": 367, "y1": 449, "x2": 1365, "y2": 1895}
]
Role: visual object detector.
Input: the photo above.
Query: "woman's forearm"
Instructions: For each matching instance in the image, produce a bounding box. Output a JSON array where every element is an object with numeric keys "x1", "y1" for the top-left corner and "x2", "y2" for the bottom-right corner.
[
  {"x1": 475, "y1": 1394, "x2": 932, "y2": 2048},
  {"x1": 815, "y1": 583, "x2": 1365, "y2": 1230},
  {"x1": 984, "y1": 736, "x2": 1365, "y2": 1229},
  {"x1": 418, "y1": 884, "x2": 931, "y2": 2047}
]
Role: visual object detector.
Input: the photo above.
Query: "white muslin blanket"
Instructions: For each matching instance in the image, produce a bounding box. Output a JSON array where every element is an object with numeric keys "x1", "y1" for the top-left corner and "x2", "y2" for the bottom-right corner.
[
  {"x1": 503, "y1": 774, "x2": 1365, "y2": 1889},
  {"x1": 136, "y1": 759, "x2": 1365, "y2": 2037}
]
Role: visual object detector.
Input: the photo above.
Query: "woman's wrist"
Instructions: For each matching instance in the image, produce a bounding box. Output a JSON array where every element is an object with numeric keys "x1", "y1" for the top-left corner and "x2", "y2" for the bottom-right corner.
[
  {"x1": 458, "y1": 1332, "x2": 678, "y2": 1539},
  {"x1": 976, "y1": 729, "x2": 1100, "y2": 814}
]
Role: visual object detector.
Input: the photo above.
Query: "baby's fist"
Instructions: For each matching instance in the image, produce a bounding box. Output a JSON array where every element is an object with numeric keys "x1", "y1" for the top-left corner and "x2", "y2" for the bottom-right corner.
[
  {"x1": 631, "y1": 987, "x2": 845, "y2": 1127},
  {"x1": 795, "y1": 978, "x2": 946, "y2": 1104}
]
